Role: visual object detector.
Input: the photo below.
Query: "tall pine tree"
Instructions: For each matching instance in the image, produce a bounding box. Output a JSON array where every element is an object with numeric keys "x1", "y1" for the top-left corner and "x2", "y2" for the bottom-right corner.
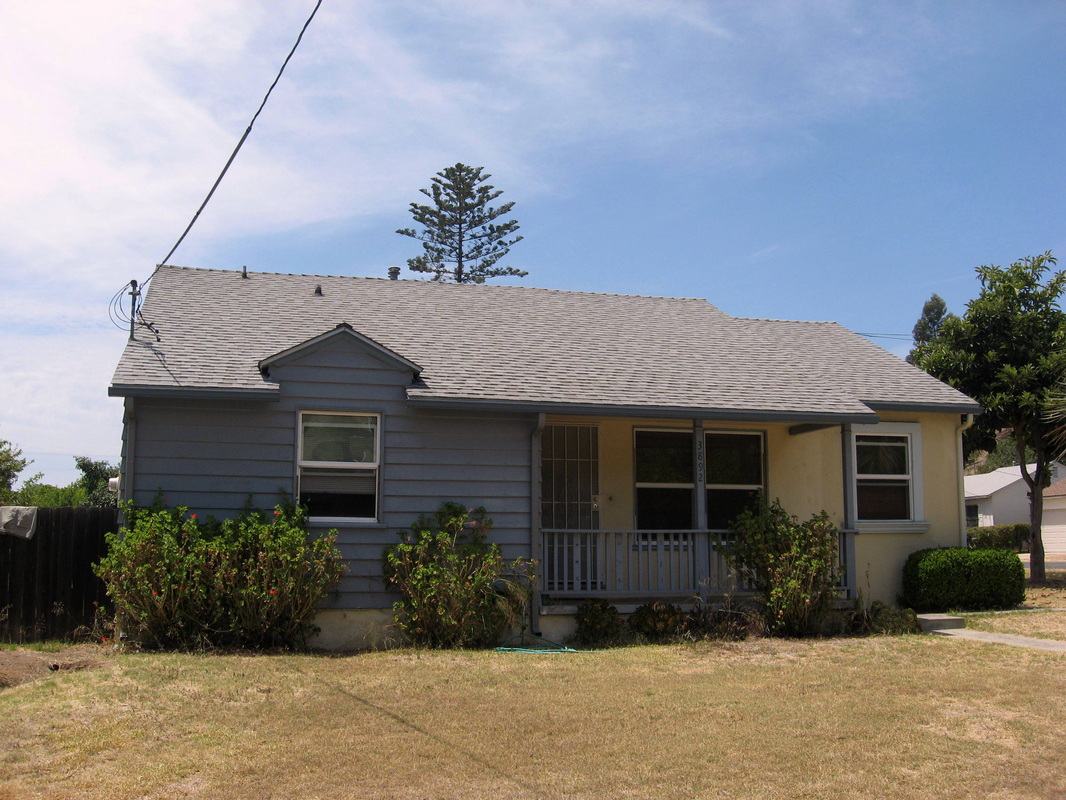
[{"x1": 397, "y1": 163, "x2": 526, "y2": 283}]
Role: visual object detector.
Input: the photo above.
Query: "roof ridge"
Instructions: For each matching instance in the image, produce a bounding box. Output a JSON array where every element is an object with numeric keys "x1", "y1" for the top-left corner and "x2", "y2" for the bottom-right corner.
[
  {"x1": 733, "y1": 316, "x2": 841, "y2": 326},
  {"x1": 154, "y1": 264, "x2": 716, "y2": 303}
]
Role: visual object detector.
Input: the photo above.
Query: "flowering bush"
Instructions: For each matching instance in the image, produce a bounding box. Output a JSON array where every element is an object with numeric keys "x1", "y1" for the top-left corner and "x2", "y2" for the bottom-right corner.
[
  {"x1": 95, "y1": 499, "x2": 345, "y2": 649},
  {"x1": 383, "y1": 503, "x2": 536, "y2": 648}
]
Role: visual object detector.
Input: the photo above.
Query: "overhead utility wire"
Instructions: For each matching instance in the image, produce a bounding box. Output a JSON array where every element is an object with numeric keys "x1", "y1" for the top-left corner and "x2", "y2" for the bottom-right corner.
[{"x1": 152, "y1": 0, "x2": 324, "y2": 280}]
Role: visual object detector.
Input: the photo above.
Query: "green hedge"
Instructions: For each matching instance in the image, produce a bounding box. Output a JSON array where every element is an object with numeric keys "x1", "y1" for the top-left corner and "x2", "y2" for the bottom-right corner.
[
  {"x1": 900, "y1": 547, "x2": 1026, "y2": 612},
  {"x1": 966, "y1": 523, "x2": 1030, "y2": 552}
]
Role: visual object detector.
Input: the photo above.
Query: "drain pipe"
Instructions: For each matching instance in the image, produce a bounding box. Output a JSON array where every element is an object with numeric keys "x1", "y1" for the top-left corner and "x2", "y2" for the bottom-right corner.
[
  {"x1": 956, "y1": 414, "x2": 976, "y2": 546},
  {"x1": 530, "y1": 413, "x2": 546, "y2": 636}
]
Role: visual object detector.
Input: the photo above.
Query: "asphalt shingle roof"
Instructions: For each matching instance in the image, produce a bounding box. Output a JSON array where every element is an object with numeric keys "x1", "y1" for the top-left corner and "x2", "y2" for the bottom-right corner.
[{"x1": 110, "y1": 265, "x2": 979, "y2": 421}]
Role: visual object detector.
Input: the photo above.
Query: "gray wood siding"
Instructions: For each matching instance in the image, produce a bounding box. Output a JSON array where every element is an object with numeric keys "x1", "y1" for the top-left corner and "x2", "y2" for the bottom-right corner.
[{"x1": 127, "y1": 334, "x2": 536, "y2": 609}]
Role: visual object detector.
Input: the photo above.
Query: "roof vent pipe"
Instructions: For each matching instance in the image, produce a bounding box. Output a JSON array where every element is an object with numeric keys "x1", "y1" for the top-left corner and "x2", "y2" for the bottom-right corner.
[
  {"x1": 242, "y1": 265, "x2": 248, "y2": 279},
  {"x1": 388, "y1": 266, "x2": 401, "y2": 280},
  {"x1": 314, "y1": 284, "x2": 323, "y2": 296}
]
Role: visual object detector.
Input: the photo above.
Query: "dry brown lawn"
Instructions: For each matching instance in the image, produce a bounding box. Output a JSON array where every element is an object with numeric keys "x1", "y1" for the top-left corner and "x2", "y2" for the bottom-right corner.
[
  {"x1": 963, "y1": 570, "x2": 1066, "y2": 641},
  {"x1": 966, "y1": 609, "x2": 1066, "y2": 641},
  {"x1": 2, "y1": 635, "x2": 1065, "y2": 800}
]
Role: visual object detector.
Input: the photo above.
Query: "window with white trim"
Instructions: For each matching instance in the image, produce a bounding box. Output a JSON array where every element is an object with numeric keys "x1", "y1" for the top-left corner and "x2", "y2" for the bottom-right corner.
[
  {"x1": 852, "y1": 422, "x2": 924, "y2": 528},
  {"x1": 298, "y1": 411, "x2": 379, "y2": 520}
]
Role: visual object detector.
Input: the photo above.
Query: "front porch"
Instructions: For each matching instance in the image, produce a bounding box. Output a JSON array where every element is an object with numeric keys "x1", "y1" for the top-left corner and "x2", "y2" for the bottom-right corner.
[
  {"x1": 534, "y1": 417, "x2": 861, "y2": 608},
  {"x1": 539, "y1": 528, "x2": 856, "y2": 602}
]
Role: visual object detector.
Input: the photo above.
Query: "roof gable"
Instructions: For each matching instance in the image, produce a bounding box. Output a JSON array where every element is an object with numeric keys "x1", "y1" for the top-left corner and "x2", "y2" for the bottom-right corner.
[{"x1": 259, "y1": 323, "x2": 422, "y2": 376}]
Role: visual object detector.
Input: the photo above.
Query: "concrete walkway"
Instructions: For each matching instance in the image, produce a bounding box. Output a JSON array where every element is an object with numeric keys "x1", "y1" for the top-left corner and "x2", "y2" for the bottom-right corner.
[{"x1": 930, "y1": 627, "x2": 1066, "y2": 652}]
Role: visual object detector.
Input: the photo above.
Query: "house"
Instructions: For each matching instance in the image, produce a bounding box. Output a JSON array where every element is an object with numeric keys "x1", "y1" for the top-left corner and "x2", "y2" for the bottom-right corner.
[
  {"x1": 109, "y1": 265, "x2": 980, "y2": 646},
  {"x1": 964, "y1": 463, "x2": 1065, "y2": 529},
  {"x1": 1040, "y1": 478, "x2": 1066, "y2": 553}
]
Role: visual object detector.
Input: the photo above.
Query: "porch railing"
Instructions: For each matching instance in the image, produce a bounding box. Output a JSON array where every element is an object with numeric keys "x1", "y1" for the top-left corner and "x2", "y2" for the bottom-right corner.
[{"x1": 540, "y1": 529, "x2": 854, "y2": 599}]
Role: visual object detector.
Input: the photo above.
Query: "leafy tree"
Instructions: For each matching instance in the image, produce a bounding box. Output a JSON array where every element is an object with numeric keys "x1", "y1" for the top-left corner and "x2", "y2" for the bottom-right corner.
[
  {"x1": 906, "y1": 293, "x2": 955, "y2": 364},
  {"x1": 914, "y1": 252, "x2": 1065, "y2": 581},
  {"x1": 397, "y1": 163, "x2": 527, "y2": 284},
  {"x1": 74, "y1": 456, "x2": 120, "y2": 507},
  {"x1": 969, "y1": 433, "x2": 1036, "y2": 474},
  {"x1": 0, "y1": 436, "x2": 29, "y2": 503},
  {"x1": 15, "y1": 475, "x2": 87, "y2": 507}
]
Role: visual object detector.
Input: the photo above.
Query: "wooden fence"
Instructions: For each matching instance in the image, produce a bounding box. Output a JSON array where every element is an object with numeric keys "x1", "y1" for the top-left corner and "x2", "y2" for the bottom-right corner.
[{"x1": 0, "y1": 507, "x2": 118, "y2": 642}]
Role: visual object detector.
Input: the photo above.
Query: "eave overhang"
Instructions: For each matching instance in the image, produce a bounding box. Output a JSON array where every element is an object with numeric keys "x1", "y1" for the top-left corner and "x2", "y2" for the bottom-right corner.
[
  {"x1": 862, "y1": 400, "x2": 983, "y2": 415},
  {"x1": 404, "y1": 394, "x2": 882, "y2": 425},
  {"x1": 108, "y1": 384, "x2": 281, "y2": 401}
]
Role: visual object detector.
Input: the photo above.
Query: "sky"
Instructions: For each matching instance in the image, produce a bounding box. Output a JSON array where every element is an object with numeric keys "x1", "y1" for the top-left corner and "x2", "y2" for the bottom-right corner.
[{"x1": 1, "y1": 1, "x2": 1063, "y2": 489}]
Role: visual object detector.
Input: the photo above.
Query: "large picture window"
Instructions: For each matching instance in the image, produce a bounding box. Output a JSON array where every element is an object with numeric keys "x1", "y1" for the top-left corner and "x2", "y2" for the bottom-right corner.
[
  {"x1": 299, "y1": 411, "x2": 379, "y2": 520},
  {"x1": 706, "y1": 432, "x2": 764, "y2": 530},
  {"x1": 635, "y1": 430, "x2": 693, "y2": 530}
]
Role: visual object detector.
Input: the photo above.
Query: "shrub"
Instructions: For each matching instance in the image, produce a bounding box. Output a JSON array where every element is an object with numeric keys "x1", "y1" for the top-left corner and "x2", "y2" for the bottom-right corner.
[
  {"x1": 683, "y1": 596, "x2": 766, "y2": 641},
  {"x1": 900, "y1": 547, "x2": 1026, "y2": 612},
  {"x1": 628, "y1": 601, "x2": 684, "y2": 641},
  {"x1": 383, "y1": 503, "x2": 535, "y2": 648},
  {"x1": 95, "y1": 499, "x2": 345, "y2": 649},
  {"x1": 574, "y1": 600, "x2": 625, "y2": 647},
  {"x1": 967, "y1": 523, "x2": 1030, "y2": 552},
  {"x1": 841, "y1": 600, "x2": 922, "y2": 636},
  {"x1": 719, "y1": 498, "x2": 841, "y2": 637}
]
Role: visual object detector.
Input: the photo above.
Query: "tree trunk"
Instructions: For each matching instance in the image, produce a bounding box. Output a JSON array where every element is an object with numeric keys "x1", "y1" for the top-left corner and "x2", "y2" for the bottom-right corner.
[{"x1": 1019, "y1": 428, "x2": 1046, "y2": 582}]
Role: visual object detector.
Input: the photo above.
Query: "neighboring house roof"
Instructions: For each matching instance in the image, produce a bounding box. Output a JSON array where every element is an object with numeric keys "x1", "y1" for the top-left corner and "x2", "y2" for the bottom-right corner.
[
  {"x1": 966, "y1": 463, "x2": 1062, "y2": 500},
  {"x1": 1045, "y1": 477, "x2": 1066, "y2": 499},
  {"x1": 110, "y1": 265, "x2": 980, "y2": 422}
]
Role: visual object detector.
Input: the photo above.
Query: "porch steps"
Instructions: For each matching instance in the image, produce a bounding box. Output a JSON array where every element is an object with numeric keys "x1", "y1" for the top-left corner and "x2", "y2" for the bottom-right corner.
[{"x1": 917, "y1": 613, "x2": 966, "y2": 633}]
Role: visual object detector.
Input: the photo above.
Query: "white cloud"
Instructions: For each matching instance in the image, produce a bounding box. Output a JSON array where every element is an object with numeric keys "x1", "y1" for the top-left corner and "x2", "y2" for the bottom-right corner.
[{"x1": 0, "y1": 0, "x2": 984, "y2": 484}]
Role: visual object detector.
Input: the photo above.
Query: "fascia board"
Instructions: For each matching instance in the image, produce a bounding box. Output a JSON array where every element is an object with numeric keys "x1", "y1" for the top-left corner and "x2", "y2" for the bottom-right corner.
[
  {"x1": 862, "y1": 400, "x2": 983, "y2": 415},
  {"x1": 404, "y1": 394, "x2": 879, "y2": 425},
  {"x1": 108, "y1": 384, "x2": 280, "y2": 401}
]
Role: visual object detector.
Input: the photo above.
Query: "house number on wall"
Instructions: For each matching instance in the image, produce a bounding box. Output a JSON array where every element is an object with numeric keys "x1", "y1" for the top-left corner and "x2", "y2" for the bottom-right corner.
[{"x1": 695, "y1": 435, "x2": 705, "y2": 485}]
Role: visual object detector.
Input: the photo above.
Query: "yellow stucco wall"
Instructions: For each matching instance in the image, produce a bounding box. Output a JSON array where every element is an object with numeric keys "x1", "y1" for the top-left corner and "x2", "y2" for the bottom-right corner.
[
  {"x1": 850, "y1": 411, "x2": 966, "y2": 603},
  {"x1": 545, "y1": 411, "x2": 966, "y2": 605}
]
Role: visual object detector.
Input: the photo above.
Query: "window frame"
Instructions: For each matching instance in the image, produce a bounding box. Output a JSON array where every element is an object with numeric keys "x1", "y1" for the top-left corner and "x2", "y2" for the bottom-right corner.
[
  {"x1": 705, "y1": 430, "x2": 766, "y2": 531},
  {"x1": 850, "y1": 421, "x2": 927, "y2": 533},
  {"x1": 297, "y1": 410, "x2": 381, "y2": 524},
  {"x1": 633, "y1": 427, "x2": 695, "y2": 531}
]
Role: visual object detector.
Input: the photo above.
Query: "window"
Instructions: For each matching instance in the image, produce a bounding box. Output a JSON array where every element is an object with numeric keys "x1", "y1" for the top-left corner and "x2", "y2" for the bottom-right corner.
[
  {"x1": 706, "y1": 432, "x2": 764, "y2": 529},
  {"x1": 855, "y1": 435, "x2": 911, "y2": 520},
  {"x1": 851, "y1": 422, "x2": 925, "y2": 529},
  {"x1": 635, "y1": 430, "x2": 693, "y2": 530},
  {"x1": 298, "y1": 412, "x2": 379, "y2": 520},
  {"x1": 965, "y1": 504, "x2": 979, "y2": 529}
]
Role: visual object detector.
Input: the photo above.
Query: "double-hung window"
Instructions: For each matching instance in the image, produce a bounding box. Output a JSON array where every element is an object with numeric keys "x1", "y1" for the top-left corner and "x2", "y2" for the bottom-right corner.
[
  {"x1": 852, "y1": 422, "x2": 925, "y2": 530},
  {"x1": 298, "y1": 411, "x2": 379, "y2": 521},
  {"x1": 706, "y1": 432, "x2": 764, "y2": 530},
  {"x1": 635, "y1": 430, "x2": 694, "y2": 530}
]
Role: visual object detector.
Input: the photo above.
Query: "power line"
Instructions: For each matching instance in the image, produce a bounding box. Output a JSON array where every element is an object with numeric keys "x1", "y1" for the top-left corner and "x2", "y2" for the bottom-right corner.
[
  {"x1": 155, "y1": 0, "x2": 324, "y2": 274},
  {"x1": 109, "y1": 0, "x2": 324, "y2": 339},
  {"x1": 857, "y1": 332, "x2": 912, "y2": 341}
]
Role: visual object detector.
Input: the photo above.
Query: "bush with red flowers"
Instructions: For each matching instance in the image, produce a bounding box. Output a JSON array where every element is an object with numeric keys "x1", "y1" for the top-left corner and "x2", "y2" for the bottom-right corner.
[{"x1": 95, "y1": 498, "x2": 345, "y2": 649}]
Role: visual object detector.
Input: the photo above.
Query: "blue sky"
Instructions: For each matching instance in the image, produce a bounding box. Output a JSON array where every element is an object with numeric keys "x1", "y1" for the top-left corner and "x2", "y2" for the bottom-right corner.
[{"x1": 1, "y1": 1, "x2": 1063, "y2": 488}]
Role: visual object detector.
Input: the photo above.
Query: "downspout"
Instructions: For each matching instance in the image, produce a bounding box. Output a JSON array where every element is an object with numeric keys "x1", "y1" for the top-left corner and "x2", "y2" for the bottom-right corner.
[
  {"x1": 840, "y1": 424, "x2": 857, "y2": 598},
  {"x1": 121, "y1": 397, "x2": 137, "y2": 508},
  {"x1": 530, "y1": 412, "x2": 546, "y2": 636},
  {"x1": 956, "y1": 414, "x2": 976, "y2": 546}
]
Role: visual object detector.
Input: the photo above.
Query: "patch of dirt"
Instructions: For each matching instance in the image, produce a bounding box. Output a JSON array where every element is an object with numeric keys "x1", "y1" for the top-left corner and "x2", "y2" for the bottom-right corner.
[{"x1": 0, "y1": 644, "x2": 112, "y2": 690}]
